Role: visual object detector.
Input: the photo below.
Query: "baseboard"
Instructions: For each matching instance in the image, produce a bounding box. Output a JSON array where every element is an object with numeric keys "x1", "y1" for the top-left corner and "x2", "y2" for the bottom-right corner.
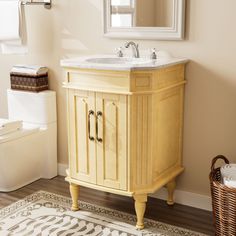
[
  {"x1": 58, "y1": 163, "x2": 68, "y2": 177},
  {"x1": 150, "y1": 188, "x2": 212, "y2": 211},
  {"x1": 57, "y1": 163, "x2": 212, "y2": 211}
]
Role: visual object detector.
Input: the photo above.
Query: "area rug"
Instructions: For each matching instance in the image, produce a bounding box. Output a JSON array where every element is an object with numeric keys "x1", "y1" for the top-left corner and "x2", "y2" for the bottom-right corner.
[{"x1": 0, "y1": 191, "x2": 207, "y2": 236}]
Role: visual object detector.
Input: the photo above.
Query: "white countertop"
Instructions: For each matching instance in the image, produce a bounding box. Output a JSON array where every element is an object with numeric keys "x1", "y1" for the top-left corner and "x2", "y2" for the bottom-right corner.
[{"x1": 60, "y1": 54, "x2": 189, "y2": 71}]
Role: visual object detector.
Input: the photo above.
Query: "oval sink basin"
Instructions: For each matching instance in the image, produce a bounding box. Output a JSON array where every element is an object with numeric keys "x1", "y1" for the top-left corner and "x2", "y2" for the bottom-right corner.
[{"x1": 86, "y1": 57, "x2": 152, "y2": 65}]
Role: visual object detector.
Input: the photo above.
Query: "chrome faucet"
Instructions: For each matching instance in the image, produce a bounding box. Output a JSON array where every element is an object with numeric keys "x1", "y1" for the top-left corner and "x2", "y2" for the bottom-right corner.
[{"x1": 124, "y1": 41, "x2": 140, "y2": 58}]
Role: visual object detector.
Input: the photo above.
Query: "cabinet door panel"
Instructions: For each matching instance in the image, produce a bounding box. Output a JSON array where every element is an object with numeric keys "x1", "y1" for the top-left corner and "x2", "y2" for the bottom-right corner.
[
  {"x1": 96, "y1": 93, "x2": 127, "y2": 190},
  {"x1": 68, "y1": 90, "x2": 96, "y2": 184}
]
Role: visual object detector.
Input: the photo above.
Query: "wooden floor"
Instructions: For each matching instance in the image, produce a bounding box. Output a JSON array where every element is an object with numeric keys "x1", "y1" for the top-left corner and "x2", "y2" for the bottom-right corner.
[{"x1": 0, "y1": 176, "x2": 214, "y2": 235}]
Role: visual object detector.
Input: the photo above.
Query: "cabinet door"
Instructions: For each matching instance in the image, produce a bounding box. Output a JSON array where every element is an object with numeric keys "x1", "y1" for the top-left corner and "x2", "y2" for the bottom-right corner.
[
  {"x1": 96, "y1": 93, "x2": 127, "y2": 190},
  {"x1": 68, "y1": 90, "x2": 96, "y2": 184}
]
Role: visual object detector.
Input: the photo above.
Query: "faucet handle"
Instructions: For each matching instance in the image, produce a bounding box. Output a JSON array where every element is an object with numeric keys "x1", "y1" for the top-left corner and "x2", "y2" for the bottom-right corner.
[
  {"x1": 115, "y1": 47, "x2": 124, "y2": 57},
  {"x1": 150, "y1": 48, "x2": 157, "y2": 59}
]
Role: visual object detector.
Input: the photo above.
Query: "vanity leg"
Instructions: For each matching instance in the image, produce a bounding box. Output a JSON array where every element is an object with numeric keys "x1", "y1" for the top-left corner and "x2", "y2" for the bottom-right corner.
[
  {"x1": 133, "y1": 194, "x2": 147, "y2": 230},
  {"x1": 70, "y1": 183, "x2": 79, "y2": 211},
  {"x1": 166, "y1": 179, "x2": 176, "y2": 206}
]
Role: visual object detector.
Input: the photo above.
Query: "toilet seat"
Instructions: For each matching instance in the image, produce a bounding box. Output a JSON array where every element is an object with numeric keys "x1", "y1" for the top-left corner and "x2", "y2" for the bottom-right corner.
[
  {"x1": 0, "y1": 118, "x2": 22, "y2": 136},
  {"x1": 0, "y1": 124, "x2": 39, "y2": 144}
]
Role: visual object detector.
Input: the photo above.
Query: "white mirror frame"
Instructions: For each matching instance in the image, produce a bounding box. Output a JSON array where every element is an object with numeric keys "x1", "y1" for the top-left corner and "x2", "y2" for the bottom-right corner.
[{"x1": 103, "y1": 0, "x2": 186, "y2": 40}]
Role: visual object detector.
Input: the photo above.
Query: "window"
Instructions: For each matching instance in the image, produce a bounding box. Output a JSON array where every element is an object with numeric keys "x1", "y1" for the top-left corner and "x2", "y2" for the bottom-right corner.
[
  {"x1": 110, "y1": 0, "x2": 135, "y2": 27},
  {"x1": 111, "y1": 0, "x2": 132, "y2": 5}
]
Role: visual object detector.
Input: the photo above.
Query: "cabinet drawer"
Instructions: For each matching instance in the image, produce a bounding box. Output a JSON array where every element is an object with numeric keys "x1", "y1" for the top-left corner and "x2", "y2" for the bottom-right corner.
[
  {"x1": 67, "y1": 69, "x2": 131, "y2": 93},
  {"x1": 130, "y1": 64, "x2": 185, "y2": 92},
  {"x1": 130, "y1": 73, "x2": 152, "y2": 92}
]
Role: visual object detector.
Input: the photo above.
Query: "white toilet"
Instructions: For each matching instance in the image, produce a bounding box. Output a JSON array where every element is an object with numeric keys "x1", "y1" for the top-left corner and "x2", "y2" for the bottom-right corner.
[{"x1": 0, "y1": 89, "x2": 57, "y2": 192}]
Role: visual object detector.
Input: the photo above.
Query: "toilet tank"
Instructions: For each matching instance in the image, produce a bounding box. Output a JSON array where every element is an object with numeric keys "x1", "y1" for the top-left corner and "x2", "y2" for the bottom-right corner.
[{"x1": 7, "y1": 89, "x2": 57, "y2": 125}]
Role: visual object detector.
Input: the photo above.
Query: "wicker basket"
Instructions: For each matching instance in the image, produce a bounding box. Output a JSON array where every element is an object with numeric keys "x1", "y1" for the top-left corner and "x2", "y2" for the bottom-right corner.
[
  {"x1": 10, "y1": 72, "x2": 48, "y2": 92},
  {"x1": 209, "y1": 155, "x2": 236, "y2": 236}
]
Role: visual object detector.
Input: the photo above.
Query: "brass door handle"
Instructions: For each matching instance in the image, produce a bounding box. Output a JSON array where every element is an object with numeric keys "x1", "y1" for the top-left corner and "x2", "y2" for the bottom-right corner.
[
  {"x1": 96, "y1": 111, "x2": 103, "y2": 143},
  {"x1": 88, "y1": 110, "x2": 95, "y2": 141}
]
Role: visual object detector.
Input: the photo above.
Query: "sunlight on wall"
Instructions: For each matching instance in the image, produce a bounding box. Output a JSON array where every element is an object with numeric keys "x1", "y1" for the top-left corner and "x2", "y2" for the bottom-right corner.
[
  {"x1": 61, "y1": 38, "x2": 88, "y2": 51},
  {"x1": 86, "y1": 0, "x2": 101, "y2": 10}
]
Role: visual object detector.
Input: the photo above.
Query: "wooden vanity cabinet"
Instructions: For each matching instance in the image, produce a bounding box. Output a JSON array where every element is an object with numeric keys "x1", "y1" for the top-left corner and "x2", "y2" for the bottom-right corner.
[{"x1": 63, "y1": 63, "x2": 186, "y2": 229}]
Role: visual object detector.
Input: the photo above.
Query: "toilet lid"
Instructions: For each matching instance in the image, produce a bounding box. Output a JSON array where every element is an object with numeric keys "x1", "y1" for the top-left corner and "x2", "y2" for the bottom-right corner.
[
  {"x1": 0, "y1": 119, "x2": 22, "y2": 136},
  {"x1": 0, "y1": 124, "x2": 39, "y2": 144}
]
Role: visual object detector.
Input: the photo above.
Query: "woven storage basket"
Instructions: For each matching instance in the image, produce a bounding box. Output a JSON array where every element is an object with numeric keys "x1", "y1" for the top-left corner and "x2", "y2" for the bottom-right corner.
[
  {"x1": 10, "y1": 72, "x2": 48, "y2": 92},
  {"x1": 209, "y1": 155, "x2": 236, "y2": 236}
]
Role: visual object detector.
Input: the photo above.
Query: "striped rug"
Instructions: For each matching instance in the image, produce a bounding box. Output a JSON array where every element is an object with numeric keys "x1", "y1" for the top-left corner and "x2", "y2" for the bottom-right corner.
[{"x1": 0, "y1": 191, "x2": 207, "y2": 236}]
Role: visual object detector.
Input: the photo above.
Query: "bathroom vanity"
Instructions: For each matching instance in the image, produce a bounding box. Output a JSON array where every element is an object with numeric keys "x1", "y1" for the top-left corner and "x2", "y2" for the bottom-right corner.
[{"x1": 61, "y1": 55, "x2": 188, "y2": 229}]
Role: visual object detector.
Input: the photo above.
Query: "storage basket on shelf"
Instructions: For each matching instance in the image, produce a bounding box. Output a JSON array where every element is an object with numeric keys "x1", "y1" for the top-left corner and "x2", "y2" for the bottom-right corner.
[
  {"x1": 10, "y1": 72, "x2": 48, "y2": 92},
  {"x1": 210, "y1": 155, "x2": 236, "y2": 236},
  {"x1": 10, "y1": 65, "x2": 49, "y2": 92}
]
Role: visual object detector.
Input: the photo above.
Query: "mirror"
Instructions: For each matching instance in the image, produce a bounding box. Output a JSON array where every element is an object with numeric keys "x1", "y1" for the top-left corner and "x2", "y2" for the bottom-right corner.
[{"x1": 103, "y1": 0, "x2": 186, "y2": 40}]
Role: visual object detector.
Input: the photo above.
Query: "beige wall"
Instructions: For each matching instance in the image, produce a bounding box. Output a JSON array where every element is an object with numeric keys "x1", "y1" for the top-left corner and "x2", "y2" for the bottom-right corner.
[
  {"x1": 135, "y1": 0, "x2": 156, "y2": 27},
  {"x1": 135, "y1": 0, "x2": 173, "y2": 27},
  {"x1": 155, "y1": 0, "x2": 173, "y2": 27},
  {"x1": 1, "y1": 0, "x2": 236, "y2": 197}
]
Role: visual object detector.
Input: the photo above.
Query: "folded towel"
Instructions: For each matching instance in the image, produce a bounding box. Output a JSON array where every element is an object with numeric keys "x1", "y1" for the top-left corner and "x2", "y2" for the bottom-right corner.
[
  {"x1": 223, "y1": 177, "x2": 236, "y2": 188},
  {"x1": 221, "y1": 164, "x2": 236, "y2": 188},
  {"x1": 0, "y1": 119, "x2": 23, "y2": 136},
  {"x1": 0, "y1": 0, "x2": 28, "y2": 55},
  {"x1": 0, "y1": 1, "x2": 20, "y2": 41},
  {"x1": 11, "y1": 65, "x2": 49, "y2": 75}
]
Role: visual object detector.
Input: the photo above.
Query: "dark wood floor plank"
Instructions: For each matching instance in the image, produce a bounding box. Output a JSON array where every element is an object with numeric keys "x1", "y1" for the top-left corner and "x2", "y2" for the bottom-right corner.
[{"x1": 0, "y1": 176, "x2": 214, "y2": 235}]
